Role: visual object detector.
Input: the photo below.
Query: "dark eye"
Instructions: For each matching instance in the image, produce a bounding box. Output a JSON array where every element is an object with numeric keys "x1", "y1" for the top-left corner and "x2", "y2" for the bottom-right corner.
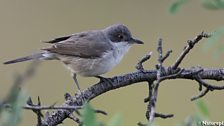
[{"x1": 117, "y1": 34, "x2": 124, "y2": 39}]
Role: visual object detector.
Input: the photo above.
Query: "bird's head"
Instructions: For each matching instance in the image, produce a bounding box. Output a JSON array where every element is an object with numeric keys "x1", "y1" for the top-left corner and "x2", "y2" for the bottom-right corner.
[{"x1": 104, "y1": 24, "x2": 144, "y2": 45}]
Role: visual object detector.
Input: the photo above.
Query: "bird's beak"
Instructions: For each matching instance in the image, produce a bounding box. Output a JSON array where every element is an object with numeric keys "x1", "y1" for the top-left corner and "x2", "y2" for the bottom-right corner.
[{"x1": 130, "y1": 37, "x2": 144, "y2": 44}]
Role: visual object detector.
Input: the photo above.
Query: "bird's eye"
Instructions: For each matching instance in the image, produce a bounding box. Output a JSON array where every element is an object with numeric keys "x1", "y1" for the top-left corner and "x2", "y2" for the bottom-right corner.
[{"x1": 117, "y1": 34, "x2": 124, "y2": 39}]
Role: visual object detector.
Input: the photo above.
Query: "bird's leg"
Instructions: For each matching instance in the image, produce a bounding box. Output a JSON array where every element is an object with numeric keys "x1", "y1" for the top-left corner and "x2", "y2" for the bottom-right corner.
[
  {"x1": 72, "y1": 73, "x2": 85, "y2": 103},
  {"x1": 95, "y1": 76, "x2": 114, "y2": 86},
  {"x1": 73, "y1": 73, "x2": 81, "y2": 92}
]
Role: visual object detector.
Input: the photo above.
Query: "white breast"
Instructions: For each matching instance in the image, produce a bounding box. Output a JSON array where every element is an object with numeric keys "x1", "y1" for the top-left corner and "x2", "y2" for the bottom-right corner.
[{"x1": 108, "y1": 42, "x2": 131, "y2": 69}]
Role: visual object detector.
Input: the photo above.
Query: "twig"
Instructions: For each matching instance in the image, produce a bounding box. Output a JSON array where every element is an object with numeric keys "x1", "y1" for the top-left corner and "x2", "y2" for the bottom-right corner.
[
  {"x1": 148, "y1": 38, "x2": 164, "y2": 126},
  {"x1": 26, "y1": 97, "x2": 43, "y2": 117},
  {"x1": 94, "y1": 109, "x2": 108, "y2": 116},
  {"x1": 144, "y1": 81, "x2": 153, "y2": 103},
  {"x1": 191, "y1": 88, "x2": 209, "y2": 101},
  {"x1": 146, "y1": 39, "x2": 174, "y2": 125},
  {"x1": 136, "y1": 52, "x2": 153, "y2": 71},
  {"x1": 195, "y1": 77, "x2": 224, "y2": 90},
  {"x1": 172, "y1": 32, "x2": 211, "y2": 69},
  {"x1": 137, "y1": 122, "x2": 147, "y2": 126},
  {"x1": 37, "y1": 96, "x2": 42, "y2": 126},
  {"x1": 67, "y1": 113, "x2": 81, "y2": 125},
  {"x1": 154, "y1": 113, "x2": 174, "y2": 119},
  {"x1": 191, "y1": 76, "x2": 224, "y2": 101},
  {"x1": 161, "y1": 50, "x2": 172, "y2": 62},
  {"x1": 160, "y1": 68, "x2": 184, "y2": 81}
]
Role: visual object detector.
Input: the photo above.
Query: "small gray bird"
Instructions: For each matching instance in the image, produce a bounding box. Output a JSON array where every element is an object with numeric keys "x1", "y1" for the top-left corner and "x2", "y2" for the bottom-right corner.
[{"x1": 4, "y1": 24, "x2": 143, "y2": 92}]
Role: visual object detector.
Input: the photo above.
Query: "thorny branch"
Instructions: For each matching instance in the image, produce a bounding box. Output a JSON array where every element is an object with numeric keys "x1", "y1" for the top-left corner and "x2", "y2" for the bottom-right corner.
[
  {"x1": 24, "y1": 97, "x2": 107, "y2": 115},
  {"x1": 21, "y1": 96, "x2": 107, "y2": 126},
  {"x1": 3, "y1": 32, "x2": 224, "y2": 126},
  {"x1": 39, "y1": 32, "x2": 224, "y2": 126}
]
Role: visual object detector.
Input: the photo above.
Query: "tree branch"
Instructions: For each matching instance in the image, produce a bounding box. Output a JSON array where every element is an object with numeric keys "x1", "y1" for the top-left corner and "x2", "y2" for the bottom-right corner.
[
  {"x1": 11, "y1": 32, "x2": 221, "y2": 126},
  {"x1": 40, "y1": 69, "x2": 224, "y2": 125}
]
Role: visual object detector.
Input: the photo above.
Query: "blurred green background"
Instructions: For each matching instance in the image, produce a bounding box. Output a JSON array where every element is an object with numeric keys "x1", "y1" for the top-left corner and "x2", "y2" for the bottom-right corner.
[{"x1": 0, "y1": 0, "x2": 224, "y2": 126}]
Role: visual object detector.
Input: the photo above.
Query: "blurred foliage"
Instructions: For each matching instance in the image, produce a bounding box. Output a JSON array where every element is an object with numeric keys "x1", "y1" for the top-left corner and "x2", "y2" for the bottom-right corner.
[
  {"x1": 203, "y1": 27, "x2": 224, "y2": 58},
  {"x1": 0, "y1": 86, "x2": 28, "y2": 126},
  {"x1": 203, "y1": 28, "x2": 224, "y2": 50},
  {"x1": 83, "y1": 103, "x2": 99, "y2": 126},
  {"x1": 106, "y1": 113, "x2": 122, "y2": 126},
  {"x1": 196, "y1": 100, "x2": 209, "y2": 117},
  {"x1": 176, "y1": 100, "x2": 210, "y2": 126},
  {"x1": 0, "y1": 61, "x2": 38, "y2": 126},
  {"x1": 202, "y1": 0, "x2": 224, "y2": 10},
  {"x1": 169, "y1": 0, "x2": 189, "y2": 14},
  {"x1": 170, "y1": 0, "x2": 224, "y2": 14},
  {"x1": 82, "y1": 103, "x2": 122, "y2": 126},
  {"x1": 82, "y1": 100, "x2": 210, "y2": 126},
  {"x1": 170, "y1": 0, "x2": 224, "y2": 58}
]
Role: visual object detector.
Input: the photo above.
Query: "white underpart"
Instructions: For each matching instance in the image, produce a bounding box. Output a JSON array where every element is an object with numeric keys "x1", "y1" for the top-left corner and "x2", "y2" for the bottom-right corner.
[
  {"x1": 107, "y1": 42, "x2": 131, "y2": 71},
  {"x1": 56, "y1": 42, "x2": 132, "y2": 77},
  {"x1": 42, "y1": 51, "x2": 56, "y2": 60}
]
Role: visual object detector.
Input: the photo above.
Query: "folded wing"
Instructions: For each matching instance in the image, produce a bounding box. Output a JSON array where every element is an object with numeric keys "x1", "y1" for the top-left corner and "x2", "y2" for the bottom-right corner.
[{"x1": 43, "y1": 31, "x2": 113, "y2": 58}]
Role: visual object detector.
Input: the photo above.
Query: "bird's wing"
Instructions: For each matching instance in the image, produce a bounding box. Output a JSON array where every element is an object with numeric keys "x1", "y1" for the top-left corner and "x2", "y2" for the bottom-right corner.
[
  {"x1": 44, "y1": 35, "x2": 71, "y2": 43},
  {"x1": 42, "y1": 31, "x2": 113, "y2": 58}
]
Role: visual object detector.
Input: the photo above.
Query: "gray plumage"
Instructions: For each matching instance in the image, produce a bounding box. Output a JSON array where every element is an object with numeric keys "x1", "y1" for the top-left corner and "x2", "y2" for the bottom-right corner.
[
  {"x1": 42, "y1": 31, "x2": 113, "y2": 58},
  {"x1": 4, "y1": 24, "x2": 143, "y2": 77},
  {"x1": 3, "y1": 53, "x2": 44, "y2": 64}
]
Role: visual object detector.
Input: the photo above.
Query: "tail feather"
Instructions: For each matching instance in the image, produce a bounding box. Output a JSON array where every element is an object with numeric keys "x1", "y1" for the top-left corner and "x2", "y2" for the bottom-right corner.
[{"x1": 3, "y1": 53, "x2": 44, "y2": 65}]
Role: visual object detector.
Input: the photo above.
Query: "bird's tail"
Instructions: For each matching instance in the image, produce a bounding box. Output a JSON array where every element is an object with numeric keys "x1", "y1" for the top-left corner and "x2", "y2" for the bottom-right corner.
[{"x1": 3, "y1": 52, "x2": 45, "y2": 65}]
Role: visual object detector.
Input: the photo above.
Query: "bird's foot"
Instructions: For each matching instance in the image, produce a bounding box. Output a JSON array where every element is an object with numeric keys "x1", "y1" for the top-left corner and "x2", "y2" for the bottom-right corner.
[
  {"x1": 72, "y1": 74, "x2": 86, "y2": 103},
  {"x1": 75, "y1": 90, "x2": 87, "y2": 104},
  {"x1": 95, "y1": 76, "x2": 114, "y2": 86}
]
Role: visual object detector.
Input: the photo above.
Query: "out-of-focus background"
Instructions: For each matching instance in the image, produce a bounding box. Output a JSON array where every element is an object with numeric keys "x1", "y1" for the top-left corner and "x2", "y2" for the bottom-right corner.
[{"x1": 0, "y1": 0, "x2": 224, "y2": 126}]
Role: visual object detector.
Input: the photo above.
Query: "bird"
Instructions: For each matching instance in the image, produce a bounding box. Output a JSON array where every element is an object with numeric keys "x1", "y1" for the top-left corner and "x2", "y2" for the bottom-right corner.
[{"x1": 3, "y1": 24, "x2": 143, "y2": 93}]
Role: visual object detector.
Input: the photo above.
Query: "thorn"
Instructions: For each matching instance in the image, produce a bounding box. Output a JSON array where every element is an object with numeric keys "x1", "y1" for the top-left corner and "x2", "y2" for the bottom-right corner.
[
  {"x1": 38, "y1": 96, "x2": 41, "y2": 106},
  {"x1": 27, "y1": 97, "x2": 33, "y2": 105},
  {"x1": 64, "y1": 92, "x2": 72, "y2": 101}
]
